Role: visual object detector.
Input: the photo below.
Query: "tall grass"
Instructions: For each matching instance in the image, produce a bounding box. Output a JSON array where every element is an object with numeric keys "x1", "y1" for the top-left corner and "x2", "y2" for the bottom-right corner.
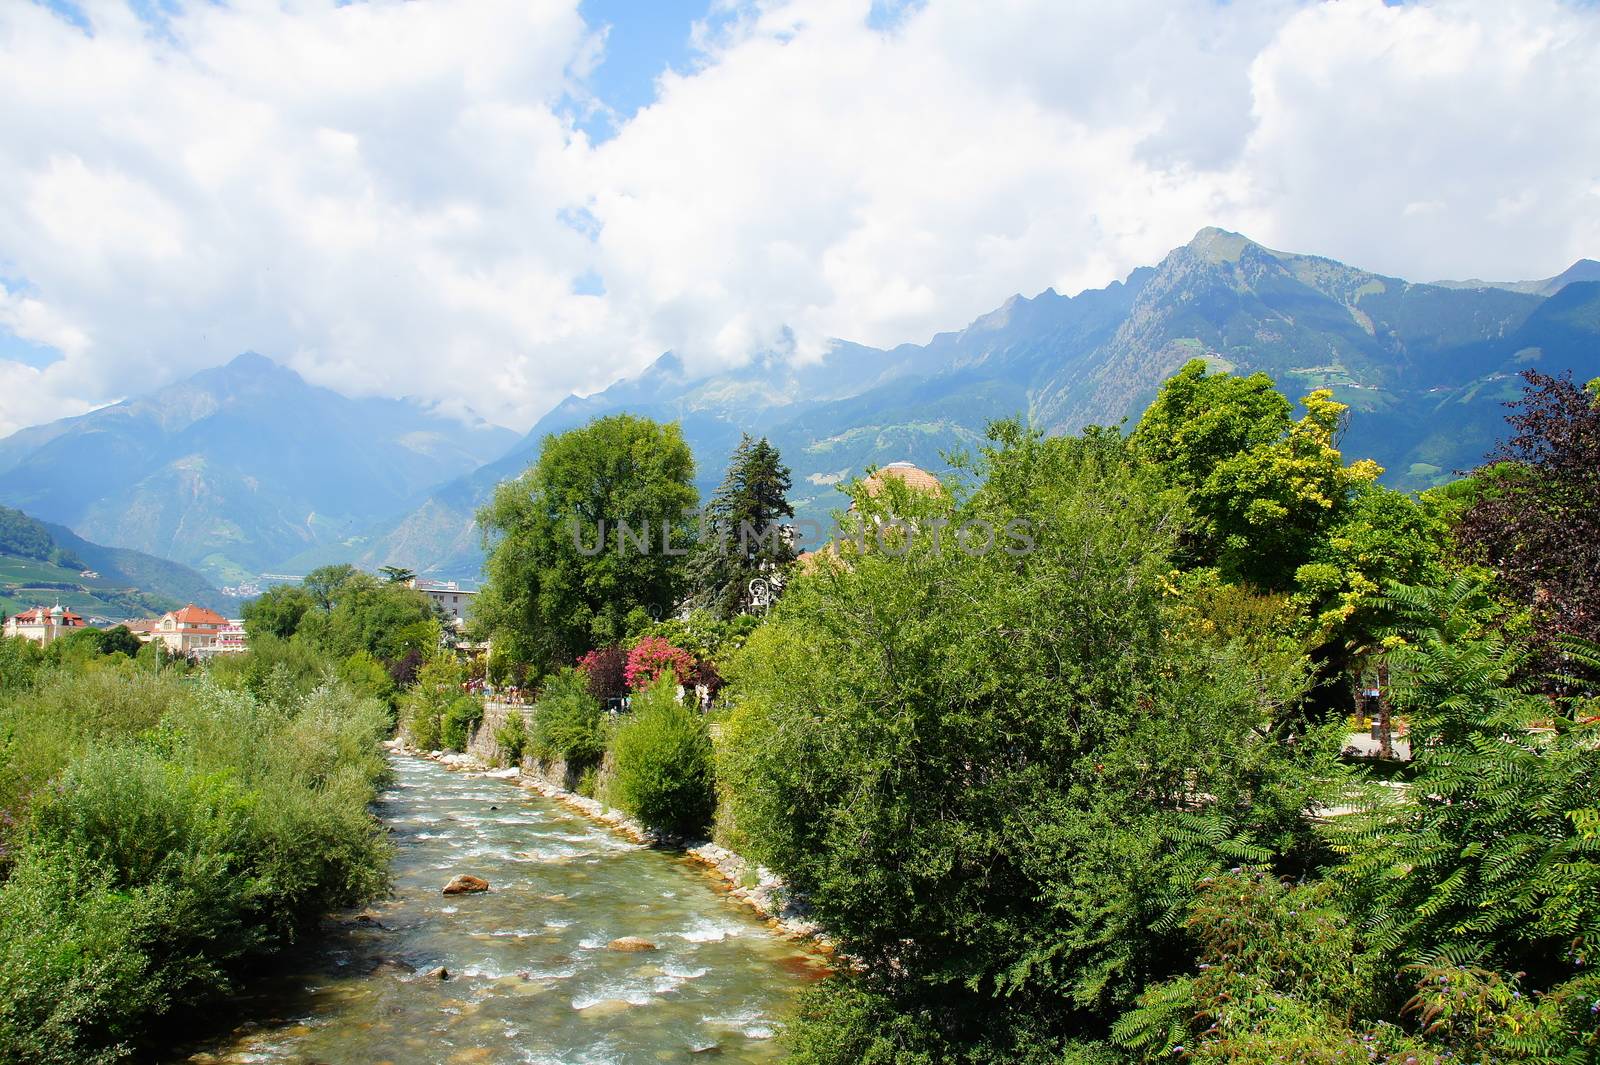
[
  {"x1": 0, "y1": 667, "x2": 392, "y2": 1064},
  {"x1": 0, "y1": 663, "x2": 186, "y2": 851}
]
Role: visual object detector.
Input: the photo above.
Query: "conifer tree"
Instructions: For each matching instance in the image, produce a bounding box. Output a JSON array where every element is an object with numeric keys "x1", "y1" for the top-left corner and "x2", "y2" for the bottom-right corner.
[{"x1": 687, "y1": 434, "x2": 795, "y2": 618}]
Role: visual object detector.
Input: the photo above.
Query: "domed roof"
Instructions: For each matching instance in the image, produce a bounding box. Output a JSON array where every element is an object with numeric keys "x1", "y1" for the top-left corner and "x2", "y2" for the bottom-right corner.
[{"x1": 862, "y1": 462, "x2": 943, "y2": 496}]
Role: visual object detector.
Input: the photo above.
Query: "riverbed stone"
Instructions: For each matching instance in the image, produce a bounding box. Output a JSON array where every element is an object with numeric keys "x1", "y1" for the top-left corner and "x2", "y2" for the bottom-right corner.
[
  {"x1": 442, "y1": 874, "x2": 490, "y2": 895},
  {"x1": 606, "y1": 936, "x2": 658, "y2": 952},
  {"x1": 576, "y1": 998, "x2": 633, "y2": 1017}
]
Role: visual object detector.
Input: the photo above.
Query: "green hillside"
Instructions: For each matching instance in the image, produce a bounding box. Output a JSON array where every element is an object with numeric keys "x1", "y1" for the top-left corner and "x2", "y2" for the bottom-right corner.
[{"x1": 0, "y1": 505, "x2": 231, "y2": 620}]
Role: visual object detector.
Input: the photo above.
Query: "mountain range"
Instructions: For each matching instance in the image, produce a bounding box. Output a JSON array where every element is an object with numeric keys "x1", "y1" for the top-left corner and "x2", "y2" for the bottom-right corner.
[
  {"x1": 0, "y1": 353, "x2": 516, "y2": 584},
  {"x1": 342, "y1": 228, "x2": 1600, "y2": 578},
  {"x1": 1, "y1": 228, "x2": 1596, "y2": 584}
]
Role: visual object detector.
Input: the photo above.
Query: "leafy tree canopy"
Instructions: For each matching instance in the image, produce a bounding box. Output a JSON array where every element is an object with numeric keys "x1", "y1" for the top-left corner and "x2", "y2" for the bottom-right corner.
[
  {"x1": 1133, "y1": 359, "x2": 1382, "y2": 592},
  {"x1": 1457, "y1": 370, "x2": 1600, "y2": 648},
  {"x1": 475, "y1": 414, "x2": 698, "y2": 671}
]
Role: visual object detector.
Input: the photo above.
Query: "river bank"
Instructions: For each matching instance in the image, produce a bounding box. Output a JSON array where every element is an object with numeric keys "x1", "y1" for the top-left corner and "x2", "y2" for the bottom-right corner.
[{"x1": 174, "y1": 751, "x2": 829, "y2": 1065}]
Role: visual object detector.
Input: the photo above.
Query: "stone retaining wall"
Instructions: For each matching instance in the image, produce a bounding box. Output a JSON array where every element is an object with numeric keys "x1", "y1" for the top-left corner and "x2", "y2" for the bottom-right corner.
[{"x1": 465, "y1": 701, "x2": 527, "y2": 765}]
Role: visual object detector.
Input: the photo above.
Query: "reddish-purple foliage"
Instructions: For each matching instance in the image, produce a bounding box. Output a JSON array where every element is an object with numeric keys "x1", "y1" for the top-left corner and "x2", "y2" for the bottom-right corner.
[
  {"x1": 577, "y1": 645, "x2": 627, "y2": 701},
  {"x1": 689, "y1": 658, "x2": 724, "y2": 701},
  {"x1": 386, "y1": 648, "x2": 424, "y2": 688},
  {"x1": 1459, "y1": 370, "x2": 1600, "y2": 650}
]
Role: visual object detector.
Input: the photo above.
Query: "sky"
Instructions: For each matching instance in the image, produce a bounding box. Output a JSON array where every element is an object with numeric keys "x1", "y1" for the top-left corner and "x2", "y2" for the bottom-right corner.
[{"x1": 1, "y1": 0, "x2": 1598, "y2": 437}]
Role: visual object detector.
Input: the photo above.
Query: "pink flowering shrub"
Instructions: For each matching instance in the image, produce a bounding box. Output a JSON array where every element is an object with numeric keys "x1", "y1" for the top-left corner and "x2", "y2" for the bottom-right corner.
[{"x1": 624, "y1": 636, "x2": 695, "y2": 691}]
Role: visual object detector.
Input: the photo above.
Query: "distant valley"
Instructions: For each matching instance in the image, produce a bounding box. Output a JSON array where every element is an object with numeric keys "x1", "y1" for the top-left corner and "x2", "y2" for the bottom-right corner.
[{"x1": 2, "y1": 228, "x2": 1596, "y2": 585}]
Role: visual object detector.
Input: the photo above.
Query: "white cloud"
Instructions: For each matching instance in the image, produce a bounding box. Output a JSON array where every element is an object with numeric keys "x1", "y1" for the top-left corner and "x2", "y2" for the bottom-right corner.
[{"x1": 0, "y1": 0, "x2": 1597, "y2": 437}]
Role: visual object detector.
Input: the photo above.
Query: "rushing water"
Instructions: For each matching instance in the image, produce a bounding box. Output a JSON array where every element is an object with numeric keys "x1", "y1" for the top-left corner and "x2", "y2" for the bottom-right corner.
[{"x1": 176, "y1": 754, "x2": 827, "y2": 1065}]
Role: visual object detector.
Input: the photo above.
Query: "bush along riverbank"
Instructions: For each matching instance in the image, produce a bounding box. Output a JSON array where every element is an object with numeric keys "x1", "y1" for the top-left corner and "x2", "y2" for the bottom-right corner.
[
  {"x1": 398, "y1": 663, "x2": 822, "y2": 943},
  {"x1": 0, "y1": 647, "x2": 394, "y2": 1065}
]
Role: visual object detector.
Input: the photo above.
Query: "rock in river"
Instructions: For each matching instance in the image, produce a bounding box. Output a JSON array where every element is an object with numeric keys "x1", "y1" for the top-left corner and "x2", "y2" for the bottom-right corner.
[
  {"x1": 606, "y1": 936, "x2": 658, "y2": 952},
  {"x1": 442, "y1": 875, "x2": 490, "y2": 895}
]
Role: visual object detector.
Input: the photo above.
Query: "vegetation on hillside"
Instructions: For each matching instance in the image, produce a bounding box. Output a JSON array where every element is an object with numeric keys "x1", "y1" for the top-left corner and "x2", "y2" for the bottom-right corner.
[{"x1": 0, "y1": 505, "x2": 228, "y2": 618}]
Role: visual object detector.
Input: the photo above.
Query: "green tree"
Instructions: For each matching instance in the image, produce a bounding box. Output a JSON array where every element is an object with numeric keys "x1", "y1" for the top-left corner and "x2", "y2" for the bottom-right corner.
[
  {"x1": 322, "y1": 575, "x2": 437, "y2": 663},
  {"x1": 720, "y1": 424, "x2": 1338, "y2": 1060},
  {"x1": 377, "y1": 565, "x2": 416, "y2": 584},
  {"x1": 244, "y1": 569, "x2": 436, "y2": 680},
  {"x1": 97, "y1": 626, "x2": 142, "y2": 659},
  {"x1": 1129, "y1": 359, "x2": 1292, "y2": 489},
  {"x1": 241, "y1": 584, "x2": 315, "y2": 641},
  {"x1": 300, "y1": 564, "x2": 357, "y2": 612},
  {"x1": 686, "y1": 434, "x2": 795, "y2": 618},
  {"x1": 1133, "y1": 360, "x2": 1381, "y2": 591},
  {"x1": 475, "y1": 414, "x2": 698, "y2": 670}
]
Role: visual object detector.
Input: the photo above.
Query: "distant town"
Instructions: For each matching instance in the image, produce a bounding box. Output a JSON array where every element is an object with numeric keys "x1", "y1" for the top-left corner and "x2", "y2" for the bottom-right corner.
[{"x1": 0, "y1": 575, "x2": 477, "y2": 658}]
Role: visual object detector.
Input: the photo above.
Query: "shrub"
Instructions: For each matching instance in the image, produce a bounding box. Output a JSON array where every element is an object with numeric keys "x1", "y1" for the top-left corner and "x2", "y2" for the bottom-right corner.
[
  {"x1": 608, "y1": 674, "x2": 715, "y2": 837},
  {"x1": 0, "y1": 840, "x2": 168, "y2": 1065},
  {"x1": 0, "y1": 666, "x2": 188, "y2": 853},
  {"x1": 336, "y1": 650, "x2": 396, "y2": 707},
  {"x1": 206, "y1": 633, "x2": 332, "y2": 699},
  {"x1": 0, "y1": 635, "x2": 46, "y2": 694},
  {"x1": 400, "y1": 655, "x2": 464, "y2": 750},
  {"x1": 623, "y1": 636, "x2": 694, "y2": 691},
  {"x1": 439, "y1": 695, "x2": 483, "y2": 752},
  {"x1": 404, "y1": 698, "x2": 442, "y2": 750},
  {"x1": 530, "y1": 667, "x2": 607, "y2": 765},
  {"x1": 494, "y1": 710, "x2": 528, "y2": 766}
]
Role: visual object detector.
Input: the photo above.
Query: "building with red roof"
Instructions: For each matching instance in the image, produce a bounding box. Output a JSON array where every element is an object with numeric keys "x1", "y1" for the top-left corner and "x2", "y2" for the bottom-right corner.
[
  {"x1": 2, "y1": 603, "x2": 87, "y2": 645},
  {"x1": 154, "y1": 603, "x2": 231, "y2": 655}
]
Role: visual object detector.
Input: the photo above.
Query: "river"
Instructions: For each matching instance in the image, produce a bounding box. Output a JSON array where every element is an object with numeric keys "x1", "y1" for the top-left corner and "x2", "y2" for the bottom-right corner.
[{"x1": 175, "y1": 753, "x2": 827, "y2": 1065}]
